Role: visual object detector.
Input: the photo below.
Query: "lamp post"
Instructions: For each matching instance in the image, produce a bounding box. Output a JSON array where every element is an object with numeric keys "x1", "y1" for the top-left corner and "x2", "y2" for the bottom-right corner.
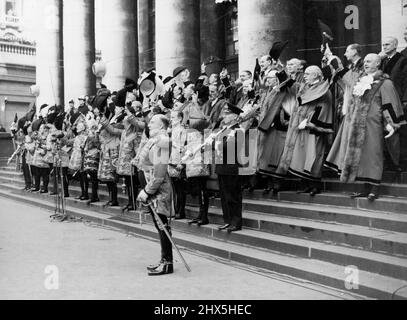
[
  {"x1": 30, "y1": 85, "x2": 40, "y2": 117},
  {"x1": 92, "y1": 60, "x2": 107, "y2": 89}
]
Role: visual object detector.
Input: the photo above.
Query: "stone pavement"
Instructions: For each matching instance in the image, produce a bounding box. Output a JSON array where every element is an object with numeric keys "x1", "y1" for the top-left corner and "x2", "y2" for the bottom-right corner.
[{"x1": 0, "y1": 197, "x2": 359, "y2": 300}]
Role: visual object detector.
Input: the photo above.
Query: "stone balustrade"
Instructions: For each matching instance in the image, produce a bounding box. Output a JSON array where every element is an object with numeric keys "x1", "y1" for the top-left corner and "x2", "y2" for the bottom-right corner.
[{"x1": 0, "y1": 41, "x2": 36, "y2": 56}]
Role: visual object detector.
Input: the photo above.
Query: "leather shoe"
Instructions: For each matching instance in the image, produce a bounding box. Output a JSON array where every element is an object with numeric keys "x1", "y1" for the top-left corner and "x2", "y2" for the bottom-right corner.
[
  {"x1": 40, "y1": 190, "x2": 48, "y2": 194},
  {"x1": 297, "y1": 187, "x2": 313, "y2": 194},
  {"x1": 148, "y1": 262, "x2": 174, "y2": 276},
  {"x1": 174, "y1": 214, "x2": 186, "y2": 220},
  {"x1": 188, "y1": 218, "x2": 200, "y2": 225},
  {"x1": 367, "y1": 193, "x2": 378, "y2": 202},
  {"x1": 218, "y1": 224, "x2": 230, "y2": 231},
  {"x1": 30, "y1": 188, "x2": 40, "y2": 192},
  {"x1": 350, "y1": 192, "x2": 368, "y2": 199},
  {"x1": 227, "y1": 226, "x2": 242, "y2": 233},
  {"x1": 80, "y1": 195, "x2": 89, "y2": 201},
  {"x1": 309, "y1": 187, "x2": 321, "y2": 197},
  {"x1": 89, "y1": 198, "x2": 99, "y2": 204},
  {"x1": 108, "y1": 201, "x2": 119, "y2": 207},
  {"x1": 197, "y1": 219, "x2": 209, "y2": 226},
  {"x1": 147, "y1": 259, "x2": 164, "y2": 272}
]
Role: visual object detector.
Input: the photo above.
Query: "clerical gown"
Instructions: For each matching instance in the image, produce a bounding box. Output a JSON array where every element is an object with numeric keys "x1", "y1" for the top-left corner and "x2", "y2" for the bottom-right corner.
[
  {"x1": 276, "y1": 80, "x2": 333, "y2": 180},
  {"x1": 325, "y1": 73, "x2": 406, "y2": 185}
]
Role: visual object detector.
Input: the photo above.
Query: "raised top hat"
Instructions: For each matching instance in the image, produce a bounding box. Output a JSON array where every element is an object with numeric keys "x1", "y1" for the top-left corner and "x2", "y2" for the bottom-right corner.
[
  {"x1": 224, "y1": 103, "x2": 243, "y2": 115},
  {"x1": 173, "y1": 66, "x2": 187, "y2": 78},
  {"x1": 269, "y1": 41, "x2": 289, "y2": 61}
]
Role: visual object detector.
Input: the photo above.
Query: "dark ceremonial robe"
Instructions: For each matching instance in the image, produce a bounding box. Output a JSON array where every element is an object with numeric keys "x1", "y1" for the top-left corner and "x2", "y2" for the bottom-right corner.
[
  {"x1": 276, "y1": 80, "x2": 333, "y2": 180},
  {"x1": 325, "y1": 72, "x2": 406, "y2": 185},
  {"x1": 256, "y1": 86, "x2": 296, "y2": 177},
  {"x1": 381, "y1": 52, "x2": 407, "y2": 103}
]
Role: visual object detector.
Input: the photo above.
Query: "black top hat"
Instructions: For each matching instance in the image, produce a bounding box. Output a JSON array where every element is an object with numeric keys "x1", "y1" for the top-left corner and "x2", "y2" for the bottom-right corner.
[
  {"x1": 225, "y1": 103, "x2": 243, "y2": 115},
  {"x1": 40, "y1": 104, "x2": 48, "y2": 111},
  {"x1": 163, "y1": 76, "x2": 173, "y2": 84},
  {"x1": 318, "y1": 19, "x2": 334, "y2": 44},
  {"x1": 269, "y1": 41, "x2": 289, "y2": 61}
]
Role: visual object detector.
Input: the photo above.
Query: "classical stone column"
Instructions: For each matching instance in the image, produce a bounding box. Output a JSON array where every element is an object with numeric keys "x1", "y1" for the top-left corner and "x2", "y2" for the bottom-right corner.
[
  {"x1": 35, "y1": 0, "x2": 64, "y2": 108},
  {"x1": 238, "y1": 0, "x2": 302, "y2": 72},
  {"x1": 138, "y1": 0, "x2": 155, "y2": 72},
  {"x1": 63, "y1": 0, "x2": 95, "y2": 104},
  {"x1": 200, "y1": 0, "x2": 224, "y2": 76},
  {"x1": 155, "y1": 0, "x2": 200, "y2": 79},
  {"x1": 96, "y1": 0, "x2": 138, "y2": 91}
]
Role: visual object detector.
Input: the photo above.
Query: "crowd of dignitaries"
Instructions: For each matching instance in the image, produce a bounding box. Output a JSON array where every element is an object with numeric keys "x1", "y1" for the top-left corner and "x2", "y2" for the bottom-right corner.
[{"x1": 8, "y1": 29, "x2": 407, "y2": 275}]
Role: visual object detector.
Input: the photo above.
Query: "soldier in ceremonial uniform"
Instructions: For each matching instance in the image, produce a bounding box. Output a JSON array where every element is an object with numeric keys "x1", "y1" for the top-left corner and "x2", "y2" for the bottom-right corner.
[
  {"x1": 100, "y1": 102, "x2": 145, "y2": 211},
  {"x1": 215, "y1": 104, "x2": 245, "y2": 233},
  {"x1": 98, "y1": 98, "x2": 126, "y2": 207},
  {"x1": 137, "y1": 114, "x2": 173, "y2": 276},
  {"x1": 69, "y1": 116, "x2": 88, "y2": 200}
]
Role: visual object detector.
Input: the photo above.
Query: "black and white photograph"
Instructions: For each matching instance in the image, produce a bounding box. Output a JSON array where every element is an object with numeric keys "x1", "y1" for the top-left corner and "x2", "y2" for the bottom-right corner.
[{"x1": 0, "y1": 0, "x2": 407, "y2": 305}]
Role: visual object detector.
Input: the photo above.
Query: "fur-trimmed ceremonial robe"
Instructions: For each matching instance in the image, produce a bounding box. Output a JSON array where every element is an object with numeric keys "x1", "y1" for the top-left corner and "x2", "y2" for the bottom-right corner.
[
  {"x1": 325, "y1": 71, "x2": 406, "y2": 185},
  {"x1": 276, "y1": 80, "x2": 333, "y2": 180}
]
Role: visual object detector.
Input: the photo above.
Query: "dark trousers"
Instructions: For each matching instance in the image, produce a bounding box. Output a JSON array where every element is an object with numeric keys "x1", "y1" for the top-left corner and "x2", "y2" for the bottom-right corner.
[
  {"x1": 106, "y1": 181, "x2": 118, "y2": 204},
  {"x1": 171, "y1": 177, "x2": 186, "y2": 217},
  {"x1": 22, "y1": 153, "x2": 32, "y2": 188},
  {"x1": 50, "y1": 164, "x2": 69, "y2": 197},
  {"x1": 85, "y1": 170, "x2": 99, "y2": 200},
  {"x1": 35, "y1": 167, "x2": 50, "y2": 192},
  {"x1": 79, "y1": 171, "x2": 89, "y2": 197},
  {"x1": 217, "y1": 174, "x2": 243, "y2": 228},
  {"x1": 188, "y1": 177, "x2": 209, "y2": 222},
  {"x1": 151, "y1": 212, "x2": 173, "y2": 263},
  {"x1": 124, "y1": 174, "x2": 139, "y2": 207},
  {"x1": 31, "y1": 165, "x2": 38, "y2": 189}
]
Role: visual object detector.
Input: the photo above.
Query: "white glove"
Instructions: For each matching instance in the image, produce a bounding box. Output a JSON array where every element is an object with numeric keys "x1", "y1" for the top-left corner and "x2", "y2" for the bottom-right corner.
[
  {"x1": 137, "y1": 190, "x2": 149, "y2": 203},
  {"x1": 385, "y1": 124, "x2": 395, "y2": 139},
  {"x1": 298, "y1": 119, "x2": 308, "y2": 130}
]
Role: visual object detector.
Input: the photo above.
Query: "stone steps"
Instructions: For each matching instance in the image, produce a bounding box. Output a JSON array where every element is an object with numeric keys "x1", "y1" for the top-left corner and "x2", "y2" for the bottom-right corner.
[
  {"x1": 185, "y1": 205, "x2": 407, "y2": 257},
  {"x1": 0, "y1": 186, "x2": 406, "y2": 300},
  {"x1": 3, "y1": 174, "x2": 407, "y2": 234},
  {"x1": 1, "y1": 180, "x2": 407, "y2": 282},
  {"x1": 1, "y1": 166, "x2": 407, "y2": 299}
]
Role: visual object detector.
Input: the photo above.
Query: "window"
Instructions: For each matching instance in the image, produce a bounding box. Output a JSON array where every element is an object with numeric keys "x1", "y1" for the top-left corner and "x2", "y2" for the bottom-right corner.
[
  {"x1": 225, "y1": 4, "x2": 238, "y2": 57},
  {"x1": 5, "y1": 0, "x2": 16, "y2": 16}
]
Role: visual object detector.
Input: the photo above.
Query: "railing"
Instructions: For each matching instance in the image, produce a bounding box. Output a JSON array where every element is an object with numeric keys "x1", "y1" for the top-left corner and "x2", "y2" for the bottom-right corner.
[{"x1": 0, "y1": 41, "x2": 36, "y2": 56}]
